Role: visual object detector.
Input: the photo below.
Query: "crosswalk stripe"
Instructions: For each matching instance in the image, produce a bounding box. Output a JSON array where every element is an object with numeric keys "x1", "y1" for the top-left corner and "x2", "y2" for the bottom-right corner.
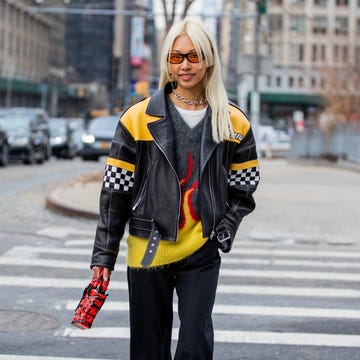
[
  {"x1": 61, "y1": 300, "x2": 360, "y2": 319},
  {"x1": 4, "y1": 255, "x2": 360, "y2": 274},
  {"x1": 64, "y1": 239, "x2": 94, "y2": 246},
  {"x1": 60, "y1": 327, "x2": 360, "y2": 347},
  {"x1": 2, "y1": 275, "x2": 360, "y2": 298},
  {"x1": 5, "y1": 246, "x2": 360, "y2": 272},
  {"x1": 220, "y1": 268, "x2": 360, "y2": 281},
  {"x1": 5, "y1": 245, "x2": 360, "y2": 270},
  {"x1": 230, "y1": 247, "x2": 360, "y2": 259},
  {"x1": 7, "y1": 245, "x2": 360, "y2": 260},
  {"x1": 3, "y1": 254, "x2": 360, "y2": 282},
  {"x1": 0, "y1": 356, "x2": 114, "y2": 360},
  {"x1": 216, "y1": 284, "x2": 360, "y2": 297},
  {"x1": 223, "y1": 257, "x2": 360, "y2": 269}
]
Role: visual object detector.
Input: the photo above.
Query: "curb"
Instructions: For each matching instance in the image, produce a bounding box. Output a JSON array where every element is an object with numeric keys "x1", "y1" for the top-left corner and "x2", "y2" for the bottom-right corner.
[{"x1": 46, "y1": 183, "x2": 99, "y2": 220}]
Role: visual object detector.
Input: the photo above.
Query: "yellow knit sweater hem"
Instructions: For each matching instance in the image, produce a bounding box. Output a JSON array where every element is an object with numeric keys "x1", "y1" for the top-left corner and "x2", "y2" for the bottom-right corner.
[{"x1": 126, "y1": 222, "x2": 207, "y2": 268}]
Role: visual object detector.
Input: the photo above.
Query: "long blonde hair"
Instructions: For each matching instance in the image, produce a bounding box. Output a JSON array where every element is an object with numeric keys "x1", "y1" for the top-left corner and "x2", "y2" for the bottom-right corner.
[{"x1": 159, "y1": 18, "x2": 232, "y2": 143}]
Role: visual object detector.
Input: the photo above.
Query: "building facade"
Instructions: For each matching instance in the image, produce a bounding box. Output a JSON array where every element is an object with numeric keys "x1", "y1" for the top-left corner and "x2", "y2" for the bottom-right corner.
[
  {"x1": 0, "y1": 0, "x2": 67, "y2": 115},
  {"x1": 222, "y1": 0, "x2": 360, "y2": 128}
]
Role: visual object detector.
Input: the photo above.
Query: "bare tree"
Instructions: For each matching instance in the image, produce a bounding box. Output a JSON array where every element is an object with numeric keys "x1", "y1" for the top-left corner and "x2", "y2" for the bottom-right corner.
[
  {"x1": 319, "y1": 62, "x2": 360, "y2": 123},
  {"x1": 160, "y1": 0, "x2": 197, "y2": 32}
]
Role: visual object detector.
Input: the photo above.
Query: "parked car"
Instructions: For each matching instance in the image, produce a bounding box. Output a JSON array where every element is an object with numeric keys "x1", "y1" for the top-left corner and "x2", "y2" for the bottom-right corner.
[
  {"x1": 49, "y1": 117, "x2": 78, "y2": 159},
  {"x1": 80, "y1": 115, "x2": 119, "y2": 161},
  {"x1": 0, "y1": 127, "x2": 9, "y2": 167},
  {"x1": 259, "y1": 125, "x2": 292, "y2": 158},
  {"x1": 0, "y1": 108, "x2": 51, "y2": 161},
  {"x1": 68, "y1": 117, "x2": 86, "y2": 155},
  {"x1": 0, "y1": 113, "x2": 49, "y2": 164}
]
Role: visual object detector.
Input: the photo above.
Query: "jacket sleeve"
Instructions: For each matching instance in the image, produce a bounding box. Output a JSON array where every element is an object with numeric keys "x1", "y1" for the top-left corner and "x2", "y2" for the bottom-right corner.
[
  {"x1": 216, "y1": 125, "x2": 260, "y2": 252},
  {"x1": 90, "y1": 118, "x2": 136, "y2": 270}
]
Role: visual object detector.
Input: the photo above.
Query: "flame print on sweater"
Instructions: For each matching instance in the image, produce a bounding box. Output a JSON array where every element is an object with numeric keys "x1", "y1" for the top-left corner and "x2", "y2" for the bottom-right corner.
[{"x1": 179, "y1": 151, "x2": 200, "y2": 230}]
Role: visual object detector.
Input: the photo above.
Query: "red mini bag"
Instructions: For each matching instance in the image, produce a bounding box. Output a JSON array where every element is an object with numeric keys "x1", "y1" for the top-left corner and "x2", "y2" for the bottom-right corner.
[{"x1": 71, "y1": 272, "x2": 109, "y2": 329}]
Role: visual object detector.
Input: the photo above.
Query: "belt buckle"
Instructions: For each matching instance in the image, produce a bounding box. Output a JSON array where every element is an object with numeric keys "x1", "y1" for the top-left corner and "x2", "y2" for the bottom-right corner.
[{"x1": 216, "y1": 225, "x2": 231, "y2": 243}]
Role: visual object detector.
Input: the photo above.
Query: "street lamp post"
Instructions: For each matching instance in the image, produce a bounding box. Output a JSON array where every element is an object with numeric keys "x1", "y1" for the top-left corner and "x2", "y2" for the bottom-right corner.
[
  {"x1": 118, "y1": 0, "x2": 132, "y2": 107},
  {"x1": 250, "y1": 0, "x2": 262, "y2": 147}
]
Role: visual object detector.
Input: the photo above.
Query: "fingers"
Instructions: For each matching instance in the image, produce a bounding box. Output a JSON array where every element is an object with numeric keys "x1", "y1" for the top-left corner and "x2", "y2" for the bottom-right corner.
[
  {"x1": 92, "y1": 266, "x2": 111, "y2": 280},
  {"x1": 102, "y1": 268, "x2": 111, "y2": 281}
]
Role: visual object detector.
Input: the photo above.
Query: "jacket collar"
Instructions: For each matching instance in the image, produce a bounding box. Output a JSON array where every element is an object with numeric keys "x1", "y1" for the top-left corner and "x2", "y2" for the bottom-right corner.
[{"x1": 145, "y1": 82, "x2": 172, "y2": 117}]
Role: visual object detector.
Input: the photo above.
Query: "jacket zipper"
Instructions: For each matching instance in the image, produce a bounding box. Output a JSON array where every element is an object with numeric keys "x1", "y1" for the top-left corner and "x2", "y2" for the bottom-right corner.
[
  {"x1": 132, "y1": 162, "x2": 151, "y2": 211},
  {"x1": 153, "y1": 139, "x2": 181, "y2": 240},
  {"x1": 208, "y1": 163, "x2": 216, "y2": 232}
]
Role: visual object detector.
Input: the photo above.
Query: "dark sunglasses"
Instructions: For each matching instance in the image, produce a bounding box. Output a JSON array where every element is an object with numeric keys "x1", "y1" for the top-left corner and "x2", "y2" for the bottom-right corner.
[{"x1": 168, "y1": 52, "x2": 202, "y2": 64}]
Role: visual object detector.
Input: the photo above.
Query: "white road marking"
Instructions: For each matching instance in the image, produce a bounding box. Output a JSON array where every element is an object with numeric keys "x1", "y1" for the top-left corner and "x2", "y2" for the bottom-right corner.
[
  {"x1": 1, "y1": 276, "x2": 360, "y2": 298},
  {"x1": 61, "y1": 300, "x2": 360, "y2": 319},
  {"x1": 230, "y1": 247, "x2": 360, "y2": 259},
  {"x1": 36, "y1": 227, "x2": 94, "y2": 239},
  {"x1": 220, "y1": 268, "x2": 360, "y2": 281},
  {"x1": 3, "y1": 254, "x2": 360, "y2": 282},
  {"x1": 60, "y1": 327, "x2": 360, "y2": 347},
  {"x1": 222, "y1": 257, "x2": 360, "y2": 269},
  {"x1": 0, "y1": 356, "x2": 115, "y2": 360},
  {"x1": 6, "y1": 245, "x2": 360, "y2": 269}
]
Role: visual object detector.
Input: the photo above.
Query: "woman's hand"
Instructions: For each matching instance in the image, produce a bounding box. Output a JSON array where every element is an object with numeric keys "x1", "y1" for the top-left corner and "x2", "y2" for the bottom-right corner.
[{"x1": 92, "y1": 266, "x2": 111, "y2": 281}]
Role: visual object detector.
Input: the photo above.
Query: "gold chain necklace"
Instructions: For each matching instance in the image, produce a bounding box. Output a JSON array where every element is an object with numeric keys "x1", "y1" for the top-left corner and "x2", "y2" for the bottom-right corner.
[{"x1": 172, "y1": 89, "x2": 207, "y2": 106}]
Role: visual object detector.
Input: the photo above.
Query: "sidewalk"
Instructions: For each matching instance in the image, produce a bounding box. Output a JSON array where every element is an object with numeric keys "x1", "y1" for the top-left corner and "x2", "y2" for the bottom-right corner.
[
  {"x1": 46, "y1": 174, "x2": 101, "y2": 220},
  {"x1": 46, "y1": 159, "x2": 360, "y2": 246}
]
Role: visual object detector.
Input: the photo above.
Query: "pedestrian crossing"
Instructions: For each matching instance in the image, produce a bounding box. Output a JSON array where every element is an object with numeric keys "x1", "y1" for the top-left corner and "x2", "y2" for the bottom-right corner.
[{"x1": 1, "y1": 227, "x2": 360, "y2": 359}]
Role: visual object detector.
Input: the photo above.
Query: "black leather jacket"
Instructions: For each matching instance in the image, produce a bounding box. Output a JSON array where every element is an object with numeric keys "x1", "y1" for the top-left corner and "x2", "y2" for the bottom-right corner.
[{"x1": 91, "y1": 84, "x2": 260, "y2": 270}]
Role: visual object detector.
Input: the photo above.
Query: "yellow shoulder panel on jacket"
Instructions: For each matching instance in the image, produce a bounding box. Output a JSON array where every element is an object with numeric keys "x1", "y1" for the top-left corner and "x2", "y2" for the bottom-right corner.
[
  {"x1": 227, "y1": 104, "x2": 251, "y2": 143},
  {"x1": 121, "y1": 98, "x2": 162, "y2": 141}
]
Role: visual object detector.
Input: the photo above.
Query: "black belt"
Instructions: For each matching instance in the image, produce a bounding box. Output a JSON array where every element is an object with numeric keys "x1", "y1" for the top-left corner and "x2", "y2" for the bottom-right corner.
[{"x1": 140, "y1": 221, "x2": 162, "y2": 267}]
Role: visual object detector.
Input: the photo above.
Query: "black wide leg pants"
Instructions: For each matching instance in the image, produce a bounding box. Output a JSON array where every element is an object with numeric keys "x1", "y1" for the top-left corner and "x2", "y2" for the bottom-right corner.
[{"x1": 127, "y1": 240, "x2": 221, "y2": 360}]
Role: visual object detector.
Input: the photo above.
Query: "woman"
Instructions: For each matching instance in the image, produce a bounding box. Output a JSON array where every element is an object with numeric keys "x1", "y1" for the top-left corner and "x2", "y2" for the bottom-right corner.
[{"x1": 91, "y1": 18, "x2": 260, "y2": 359}]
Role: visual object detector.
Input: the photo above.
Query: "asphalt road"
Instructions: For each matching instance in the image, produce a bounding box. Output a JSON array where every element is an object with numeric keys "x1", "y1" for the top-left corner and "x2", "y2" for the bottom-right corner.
[{"x1": 0, "y1": 157, "x2": 360, "y2": 360}]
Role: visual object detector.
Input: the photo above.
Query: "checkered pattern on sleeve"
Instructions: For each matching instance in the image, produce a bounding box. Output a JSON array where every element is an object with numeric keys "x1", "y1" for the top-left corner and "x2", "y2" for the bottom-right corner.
[
  {"x1": 228, "y1": 166, "x2": 260, "y2": 186},
  {"x1": 103, "y1": 164, "x2": 134, "y2": 192}
]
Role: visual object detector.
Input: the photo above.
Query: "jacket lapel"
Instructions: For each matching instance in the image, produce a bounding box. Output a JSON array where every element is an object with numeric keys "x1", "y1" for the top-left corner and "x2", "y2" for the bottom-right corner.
[
  {"x1": 200, "y1": 110, "x2": 217, "y2": 175},
  {"x1": 146, "y1": 85, "x2": 176, "y2": 169}
]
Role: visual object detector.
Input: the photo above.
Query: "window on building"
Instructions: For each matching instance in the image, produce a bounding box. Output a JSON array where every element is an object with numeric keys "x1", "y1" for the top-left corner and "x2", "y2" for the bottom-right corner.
[
  {"x1": 289, "y1": 43, "x2": 304, "y2": 62},
  {"x1": 356, "y1": 46, "x2": 360, "y2": 65},
  {"x1": 311, "y1": 77, "x2": 317, "y2": 88},
  {"x1": 336, "y1": 0, "x2": 348, "y2": 5},
  {"x1": 289, "y1": 76, "x2": 294, "y2": 88},
  {"x1": 333, "y1": 45, "x2": 339, "y2": 62},
  {"x1": 299, "y1": 43, "x2": 304, "y2": 61},
  {"x1": 276, "y1": 76, "x2": 282, "y2": 87},
  {"x1": 335, "y1": 17, "x2": 348, "y2": 35},
  {"x1": 272, "y1": 42, "x2": 283, "y2": 62},
  {"x1": 269, "y1": 14, "x2": 283, "y2": 35},
  {"x1": 312, "y1": 16, "x2": 327, "y2": 34},
  {"x1": 270, "y1": 0, "x2": 283, "y2": 5},
  {"x1": 356, "y1": 18, "x2": 360, "y2": 35},
  {"x1": 320, "y1": 78, "x2": 326, "y2": 89},
  {"x1": 299, "y1": 77, "x2": 303, "y2": 88},
  {"x1": 267, "y1": 76, "x2": 272, "y2": 87},
  {"x1": 312, "y1": 44, "x2": 317, "y2": 61},
  {"x1": 290, "y1": 16, "x2": 305, "y2": 33},
  {"x1": 321, "y1": 44, "x2": 326, "y2": 61},
  {"x1": 8, "y1": 4, "x2": 13, "y2": 25},
  {"x1": 343, "y1": 46, "x2": 348, "y2": 62},
  {"x1": 314, "y1": 0, "x2": 327, "y2": 6}
]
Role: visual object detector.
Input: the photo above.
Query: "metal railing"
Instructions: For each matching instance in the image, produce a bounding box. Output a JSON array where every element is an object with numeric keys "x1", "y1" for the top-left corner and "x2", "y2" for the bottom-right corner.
[{"x1": 289, "y1": 123, "x2": 360, "y2": 163}]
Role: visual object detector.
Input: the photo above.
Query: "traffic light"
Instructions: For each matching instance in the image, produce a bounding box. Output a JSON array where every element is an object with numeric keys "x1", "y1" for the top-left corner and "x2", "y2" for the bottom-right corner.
[{"x1": 258, "y1": 0, "x2": 266, "y2": 14}]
